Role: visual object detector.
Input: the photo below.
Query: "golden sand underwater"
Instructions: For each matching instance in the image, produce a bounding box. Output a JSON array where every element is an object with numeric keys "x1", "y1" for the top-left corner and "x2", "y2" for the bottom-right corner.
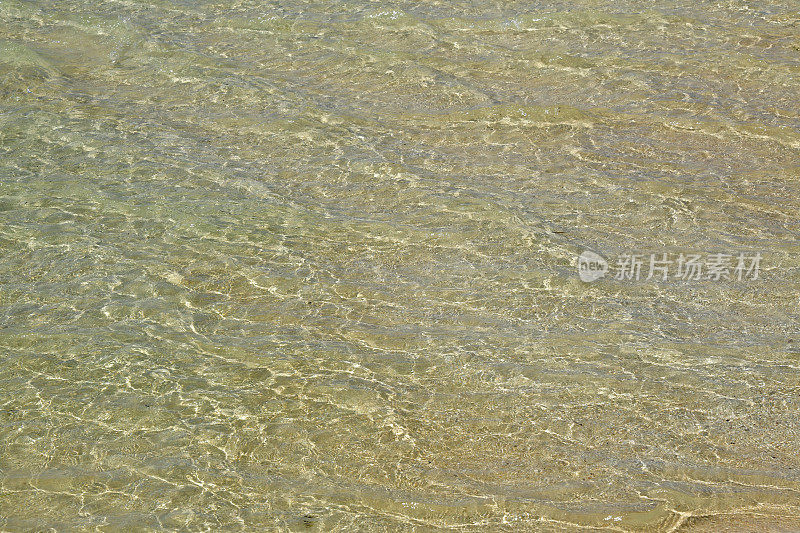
[{"x1": 1, "y1": 0, "x2": 799, "y2": 530}]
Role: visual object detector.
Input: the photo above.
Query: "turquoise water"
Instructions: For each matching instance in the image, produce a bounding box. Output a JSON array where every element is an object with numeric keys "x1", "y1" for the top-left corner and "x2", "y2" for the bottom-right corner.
[{"x1": 1, "y1": 0, "x2": 799, "y2": 530}]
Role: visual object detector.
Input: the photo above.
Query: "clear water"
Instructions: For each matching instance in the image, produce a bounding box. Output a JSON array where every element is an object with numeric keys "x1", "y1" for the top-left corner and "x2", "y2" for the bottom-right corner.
[{"x1": 1, "y1": 0, "x2": 799, "y2": 530}]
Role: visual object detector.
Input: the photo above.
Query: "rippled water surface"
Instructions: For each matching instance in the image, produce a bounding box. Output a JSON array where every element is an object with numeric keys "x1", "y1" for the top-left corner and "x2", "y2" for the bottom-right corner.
[{"x1": 1, "y1": 0, "x2": 800, "y2": 530}]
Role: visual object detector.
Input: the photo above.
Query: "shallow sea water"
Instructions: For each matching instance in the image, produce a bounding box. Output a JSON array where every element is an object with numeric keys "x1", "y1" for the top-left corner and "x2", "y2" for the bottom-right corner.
[{"x1": 1, "y1": 0, "x2": 800, "y2": 531}]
